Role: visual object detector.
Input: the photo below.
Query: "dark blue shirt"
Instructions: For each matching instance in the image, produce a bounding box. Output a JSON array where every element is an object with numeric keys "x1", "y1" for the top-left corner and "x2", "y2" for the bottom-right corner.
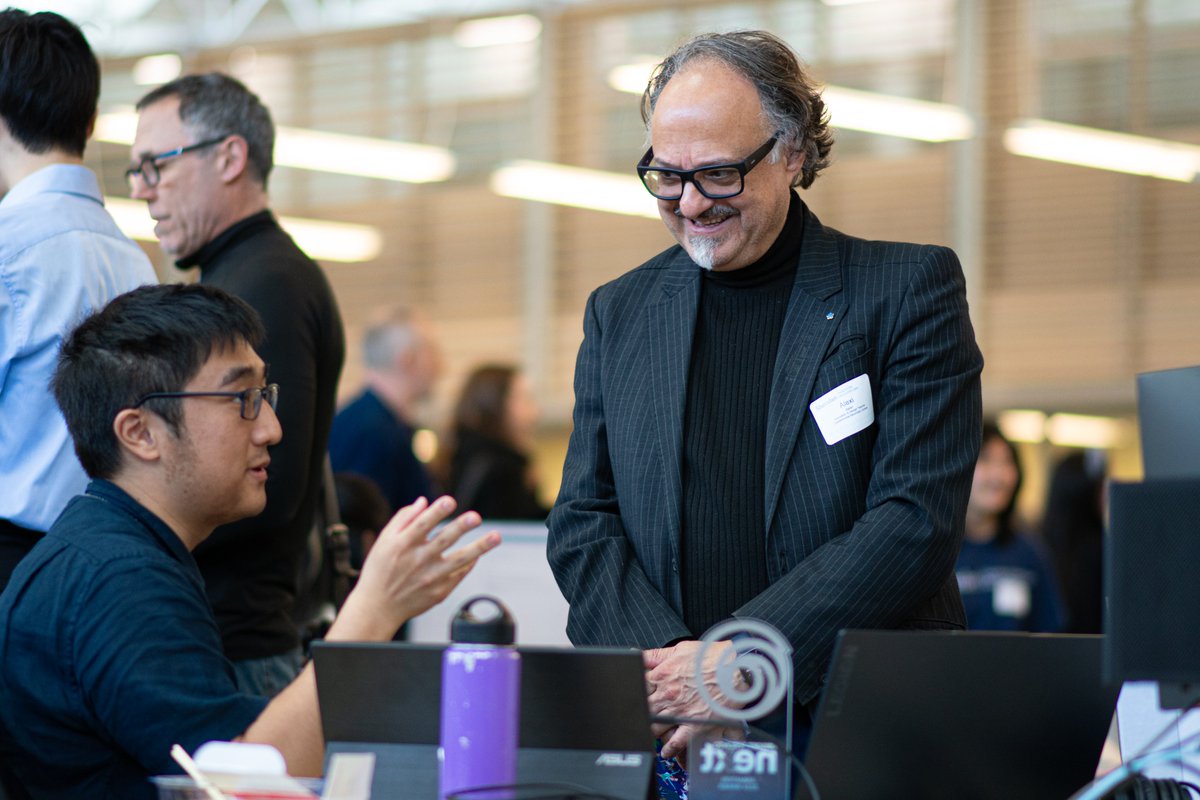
[
  {"x1": 328, "y1": 388, "x2": 432, "y2": 510},
  {"x1": 955, "y1": 533, "x2": 1067, "y2": 633},
  {"x1": 0, "y1": 480, "x2": 269, "y2": 799}
]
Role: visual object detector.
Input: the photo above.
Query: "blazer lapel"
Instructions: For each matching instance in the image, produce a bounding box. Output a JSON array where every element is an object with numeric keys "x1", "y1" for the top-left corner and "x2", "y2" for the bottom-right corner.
[
  {"x1": 764, "y1": 208, "x2": 847, "y2": 530},
  {"x1": 647, "y1": 252, "x2": 702, "y2": 541}
]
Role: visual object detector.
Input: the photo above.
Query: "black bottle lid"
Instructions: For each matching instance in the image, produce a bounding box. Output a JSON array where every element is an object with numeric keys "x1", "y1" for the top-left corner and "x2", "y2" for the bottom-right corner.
[{"x1": 449, "y1": 595, "x2": 516, "y2": 645}]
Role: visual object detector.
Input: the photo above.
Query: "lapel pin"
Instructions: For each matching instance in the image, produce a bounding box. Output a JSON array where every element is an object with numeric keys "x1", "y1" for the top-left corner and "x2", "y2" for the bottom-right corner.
[{"x1": 825, "y1": 311, "x2": 835, "y2": 320}]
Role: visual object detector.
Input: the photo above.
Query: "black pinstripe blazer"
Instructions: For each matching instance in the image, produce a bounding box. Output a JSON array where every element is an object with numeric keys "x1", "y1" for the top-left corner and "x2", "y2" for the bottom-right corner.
[{"x1": 547, "y1": 201, "x2": 984, "y2": 704}]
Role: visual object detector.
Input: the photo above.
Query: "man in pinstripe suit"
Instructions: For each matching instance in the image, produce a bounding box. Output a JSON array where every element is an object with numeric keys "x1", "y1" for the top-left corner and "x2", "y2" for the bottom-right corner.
[{"x1": 547, "y1": 30, "x2": 983, "y2": 760}]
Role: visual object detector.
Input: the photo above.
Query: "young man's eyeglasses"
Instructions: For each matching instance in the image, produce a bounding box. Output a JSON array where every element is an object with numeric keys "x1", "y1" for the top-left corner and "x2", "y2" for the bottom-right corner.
[
  {"x1": 132, "y1": 384, "x2": 280, "y2": 421},
  {"x1": 636, "y1": 133, "x2": 781, "y2": 201},
  {"x1": 124, "y1": 135, "x2": 230, "y2": 189}
]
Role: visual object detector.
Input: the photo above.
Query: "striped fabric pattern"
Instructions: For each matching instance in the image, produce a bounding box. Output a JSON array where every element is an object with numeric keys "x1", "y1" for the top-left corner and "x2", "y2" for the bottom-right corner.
[{"x1": 546, "y1": 202, "x2": 984, "y2": 704}]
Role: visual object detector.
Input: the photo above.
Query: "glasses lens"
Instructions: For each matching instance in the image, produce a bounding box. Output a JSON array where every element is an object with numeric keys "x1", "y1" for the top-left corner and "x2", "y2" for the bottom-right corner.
[
  {"x1": 239, "y1": 388, "x2": 263, "y2": 421},
  {"x1": 143, "y1": 159, "x2": 160, "y2": 188},
  {"x1": 642, "y1": 169, "x2": 683, "y2": 200},
  {"x1": 694, "y1": 167, "x2": 743, "y2": 199},
  {"x1": 128, "y1": 159, "x2": 159, "y2": 188},
  {"x1": 243, "y1": 385, "x2": 279, "y2": 419}
]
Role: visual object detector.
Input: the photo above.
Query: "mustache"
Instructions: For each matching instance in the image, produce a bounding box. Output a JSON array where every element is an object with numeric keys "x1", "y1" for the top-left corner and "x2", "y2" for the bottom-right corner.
[{"x1": 674, "y1": 204, "x2": 738, "y2": 223}]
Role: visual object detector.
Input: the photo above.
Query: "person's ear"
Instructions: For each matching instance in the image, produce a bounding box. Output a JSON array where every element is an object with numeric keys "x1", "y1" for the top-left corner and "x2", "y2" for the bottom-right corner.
[
  {"x1": 112, "y1": 408, "x2": 165, "y2": 465},
  {"x1": 784, "y1": 145, "x2": 806, "y2": 183},
  {"x1": 216, "y1": 135, "x2": 251, "y2": 183}
]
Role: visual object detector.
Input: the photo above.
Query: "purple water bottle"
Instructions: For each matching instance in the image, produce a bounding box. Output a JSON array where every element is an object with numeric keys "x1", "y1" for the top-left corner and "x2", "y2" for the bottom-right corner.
[{"x1": 438, "y1": 596, "x2": 521, "y2": 800}]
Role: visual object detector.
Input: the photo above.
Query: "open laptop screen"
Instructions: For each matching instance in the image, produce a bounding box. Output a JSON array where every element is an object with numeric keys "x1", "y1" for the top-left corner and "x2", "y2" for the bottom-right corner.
[
  {"x1": 311, "y1": 642, "x2": 654, "y2": 799},
  {"x1": 802, "y1": 630, "x2": 1118, "y2": 800}
]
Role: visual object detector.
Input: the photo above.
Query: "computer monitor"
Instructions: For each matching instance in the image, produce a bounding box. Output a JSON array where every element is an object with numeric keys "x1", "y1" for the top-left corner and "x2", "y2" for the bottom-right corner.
[
  {"x1": 802, "y1": 630, "x2": 1118, "y2": 800},
  {"x1": 1104, "y1": 363, "x2": 1200, "y2": 709},
  {"x1": 311, "y1": 642, "x2": 655, "y2": 799},
  {"x1": 1105, "y1": 479, "x2": 1200, "y2": 709},
  {"x1": 1136, "y1": 364, "x2": 1200, "y2": 479}
]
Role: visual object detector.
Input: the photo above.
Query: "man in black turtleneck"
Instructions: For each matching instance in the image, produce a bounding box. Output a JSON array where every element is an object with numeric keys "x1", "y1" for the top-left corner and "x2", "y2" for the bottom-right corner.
[
  {"x1": 130, "y1": 73, "x2": 344, "y2": 698},
  {"x1": 548, "y1": 30, "x2": 983, "y2": 760}
]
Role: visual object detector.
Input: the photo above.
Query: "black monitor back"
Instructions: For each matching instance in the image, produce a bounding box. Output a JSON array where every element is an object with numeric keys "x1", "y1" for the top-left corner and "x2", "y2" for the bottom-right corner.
[
  {"x1": 312, "y1": 642, "x2": 654, "y2": 799},
  {"x1": 802, "y1": 630, "x2": 1117, "y2": 800},
  {"x1": 1136, "y1": 365, "x2": 1200, "y2": 479},
  {"x1": 1105, "y1": 479, "x2": 1200, "y2": 697}
]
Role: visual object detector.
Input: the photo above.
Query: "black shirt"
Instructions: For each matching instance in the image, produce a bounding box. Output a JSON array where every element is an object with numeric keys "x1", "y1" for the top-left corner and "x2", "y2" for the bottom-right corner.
[
  {"x1": 446, "y1": 427, "x2": 549, "y2": 520},
  {"x1": 680, "y1": 193, "x2": 804, "y2": 636},
  {"x1": 179, "y1": 211, "x2": 346, "y2": 660},
  {"x1": 0, "y1": 481, "x2": 267, "y2": 799}
]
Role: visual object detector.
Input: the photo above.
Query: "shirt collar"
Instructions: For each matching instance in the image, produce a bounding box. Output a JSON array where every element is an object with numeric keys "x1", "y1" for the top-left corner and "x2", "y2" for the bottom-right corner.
[
  {"x1": 83, "y1": 479, "x2": 195, "y2": 565},
  {"x1": 701, "y1": 190, "x2": 805, "y2": 288},
  {"x1": 174, "y1": 209, "x2": 276, "y2": 271},
  {"x1": 0, "y1": 163, "x2": 103, "y2": 211}
]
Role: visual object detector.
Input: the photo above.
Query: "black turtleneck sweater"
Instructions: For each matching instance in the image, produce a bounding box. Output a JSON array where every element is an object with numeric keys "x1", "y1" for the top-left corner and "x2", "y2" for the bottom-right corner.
[
  {"x1": 178, "y1": 210, "x2": 345, "y2": 662},
  {"x1": 680, "y1": 193, "x2": 805, "y2": 637}
]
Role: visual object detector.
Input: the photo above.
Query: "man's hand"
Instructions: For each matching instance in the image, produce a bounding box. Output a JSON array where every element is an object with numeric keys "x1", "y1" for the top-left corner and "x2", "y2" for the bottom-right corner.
[
  {"x1": 331, "y1": 496, "x2": 501, "y2": 640},
  {"x1": 644, "y1": 640, "x2": 746, "y2": 761}
]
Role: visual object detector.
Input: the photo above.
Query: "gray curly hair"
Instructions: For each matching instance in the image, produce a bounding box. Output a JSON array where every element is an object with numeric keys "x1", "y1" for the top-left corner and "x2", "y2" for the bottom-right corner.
[{"x1": 641, "y1": 30, "x2": 834, "y2": 189}]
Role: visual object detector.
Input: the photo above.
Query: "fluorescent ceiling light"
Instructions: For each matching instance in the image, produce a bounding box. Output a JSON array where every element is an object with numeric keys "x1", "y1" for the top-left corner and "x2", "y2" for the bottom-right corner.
[
  {"x1": 106, "y1": 198, "x2": 382, "y2": 263},
  {"x1": 93, "y1": 108, "x2": 138, "y2": 144},
  {"x1": 453, "y1": 14, "x2": 542, "y2": 48},
  {"x1": 997, "y1": 409, "x2": 1047, "y2": 444},
  {"x1": 607, "y1": 60, "x2": 657, "y2": 95},
  {"x1": 1004, "y1": 118, "x2": 1200, "y2": 183},
  {"x1": 274, "y1": 216, "x2": 384, "y2": 263},
  {"x1": 94, "y1": 112, "x2": 455, "y2": 184},
  {"x1": 821, "y1": 86, "x2": 974, "y2": 142},
  {"x1": 490, "y1": 160, "x2": 660, "y2": 219},
  {"x1": 606, "y1": 63, "x2": 972, "y2": 143},
  {"x1": 274, "y1": 126, "x2": 454, "y2": 183},
  {"x1": 1045, "y1": 413, "x2": 1124, "y2": 450},
  {"x1": 132, "y1": 53, "x2": 182, "y2": 86}
]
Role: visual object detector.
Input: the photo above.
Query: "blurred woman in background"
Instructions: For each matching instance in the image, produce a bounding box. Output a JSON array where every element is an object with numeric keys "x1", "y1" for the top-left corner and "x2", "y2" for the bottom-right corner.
[
  {"x1": 435, "y1": 364, "x2": 549, "y2": 520},
  {"x1": 956, "y1": 422, "x2": 1066, "y2": 632},
  {"x1": 1042, "y1": 449, "x2": 1107, "y2": 633}
]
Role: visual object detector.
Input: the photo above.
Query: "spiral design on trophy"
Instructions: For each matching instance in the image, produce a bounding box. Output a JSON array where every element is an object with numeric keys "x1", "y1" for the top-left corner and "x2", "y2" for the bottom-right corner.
[{"x1": 694, "y1": 619, "x2": 793, "y2": 721}]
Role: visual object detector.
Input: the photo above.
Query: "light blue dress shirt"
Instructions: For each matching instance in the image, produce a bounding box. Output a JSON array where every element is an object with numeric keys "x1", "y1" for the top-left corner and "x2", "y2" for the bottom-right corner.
[{"x1": 0, "y1": 164, "x2": 156, "y2": 531}]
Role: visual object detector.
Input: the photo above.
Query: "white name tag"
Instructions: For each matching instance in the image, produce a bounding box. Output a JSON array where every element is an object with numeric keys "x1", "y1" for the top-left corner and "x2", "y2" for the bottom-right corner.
[{"x1": 809, "y1": 373, "x2": 874, "y2": 445}]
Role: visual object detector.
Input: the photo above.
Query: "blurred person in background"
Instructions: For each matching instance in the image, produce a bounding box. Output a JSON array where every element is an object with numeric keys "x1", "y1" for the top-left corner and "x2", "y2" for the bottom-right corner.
[
  {"x1": 0, "y1": 7, "x2": 156, "y2": 592},
  {"x1": 434, "y1": 364, "x2": 549, "y2": 520},
  {"x1": 1042, "y1": 449, "x2": 1107, "y2": 634},
  {"x1": 334, "y1": 471, "x2": 391, "y2": 570},
  {"x1": 955, "y1": 422, "x2": 1065, "y2": 632},
  {"x1": 129, "y1": 72, "x2": 345, "y2": 698},
  {"x1": 329, "y1": 307, "x2": 442, "y2": 512}
]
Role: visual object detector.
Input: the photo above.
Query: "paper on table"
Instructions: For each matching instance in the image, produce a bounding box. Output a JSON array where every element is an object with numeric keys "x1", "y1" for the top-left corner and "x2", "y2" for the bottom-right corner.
[
  {"x1": 191, "y1": 741, "x2": 320, "y2": 798},
  {"x1": 321, "y1": 752, "x2": 375, "y2": 800}
]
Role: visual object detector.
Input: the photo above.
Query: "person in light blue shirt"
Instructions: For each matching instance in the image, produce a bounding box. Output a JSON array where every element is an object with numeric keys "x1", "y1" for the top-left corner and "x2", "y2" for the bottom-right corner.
[{"x1": 0, "y1": 8, "x2": 157, "y2": 593}]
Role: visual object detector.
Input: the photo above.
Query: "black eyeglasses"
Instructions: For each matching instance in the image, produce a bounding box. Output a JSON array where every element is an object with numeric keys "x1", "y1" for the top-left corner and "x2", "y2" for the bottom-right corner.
[
  {"x1": 125, "y1": 135, "x2": 230, "y2": 188},
  {"x1": 133, "y1": 384, "x2": 279, "y2": 421},
  {"x1": 637, "y1": 133, "x2": 781, "y2": 200}
]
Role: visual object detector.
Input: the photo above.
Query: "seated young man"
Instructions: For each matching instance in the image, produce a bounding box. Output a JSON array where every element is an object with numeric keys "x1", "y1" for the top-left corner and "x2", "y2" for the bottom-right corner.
[{"x1": 0, "y1": 283, "x2": 500, "y2": 799}]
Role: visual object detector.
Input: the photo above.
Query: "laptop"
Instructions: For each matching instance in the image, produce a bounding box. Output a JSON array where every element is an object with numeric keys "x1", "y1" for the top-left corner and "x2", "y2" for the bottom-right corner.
[
  {"x1": 800, "y1": 630, "x2": 1119, "y2": 800},
  {"x1": 1136, "y1": 364, "x2": 1200, "y2": 479},
  {"x1": 311, "y1": 642, "x2": 655, "y2": 799}
]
